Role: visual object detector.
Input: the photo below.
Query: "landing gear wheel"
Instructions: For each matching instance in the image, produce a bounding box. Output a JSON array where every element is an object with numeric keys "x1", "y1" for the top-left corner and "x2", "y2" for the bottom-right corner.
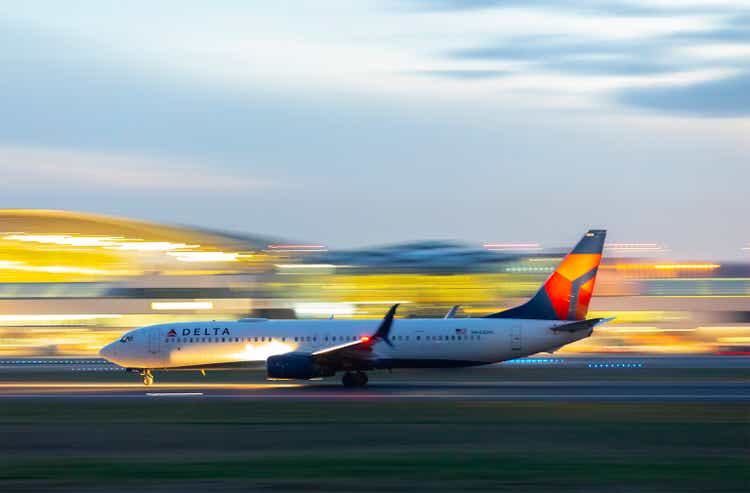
[
  {"x1": 342, "y1": 371, "x2": 368, "y2": 387},
  {"x1": 141, "y1": 369, "x2": 154, "y2": 386},
  {"x1": 342, "y1": 372, "x2": 356, "y2": 387},
  {"x1": 355, "y1": 371, "x2": 368, "y2": 387}
]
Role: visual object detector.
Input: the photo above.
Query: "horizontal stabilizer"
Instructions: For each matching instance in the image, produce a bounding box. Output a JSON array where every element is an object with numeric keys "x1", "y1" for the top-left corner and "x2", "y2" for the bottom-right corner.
[{"x1": 550, "y1": 317, "x2": 614, "y2": 333}]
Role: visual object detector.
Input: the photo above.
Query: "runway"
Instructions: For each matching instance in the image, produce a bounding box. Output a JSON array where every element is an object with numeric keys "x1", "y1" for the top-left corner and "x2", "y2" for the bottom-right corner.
[
  {"x1": 0, "y1": 380, "x2": 746, "y2": 401},
  {"x1": 1, "y1": 355, "x2": 746, "y2": 401}
]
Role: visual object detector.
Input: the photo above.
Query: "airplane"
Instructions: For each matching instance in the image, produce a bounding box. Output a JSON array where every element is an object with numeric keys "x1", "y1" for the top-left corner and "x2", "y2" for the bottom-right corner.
[{"x1": 99, "y1": 230, "x2": 612, "y2": 387}]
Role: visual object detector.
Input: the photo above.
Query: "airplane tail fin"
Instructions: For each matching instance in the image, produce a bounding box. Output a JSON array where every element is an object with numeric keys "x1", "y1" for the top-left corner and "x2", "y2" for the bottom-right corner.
[{"x1": 487, "y1": 229, "x2": 606, "y2": 321}]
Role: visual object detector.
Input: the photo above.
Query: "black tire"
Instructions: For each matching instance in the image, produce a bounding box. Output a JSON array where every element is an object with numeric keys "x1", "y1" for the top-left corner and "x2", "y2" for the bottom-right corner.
[
  {"x1": 355, "y1": 371, "x2": 368, "y2": 387},
  {"x1": 342, "y1": 372, "x2": 356, "y2": 387}
]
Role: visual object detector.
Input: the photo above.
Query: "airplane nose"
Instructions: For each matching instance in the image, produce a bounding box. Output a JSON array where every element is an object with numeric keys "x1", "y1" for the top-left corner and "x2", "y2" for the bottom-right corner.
[{"x1": 99, "y1": 342, "x2": 117, "y2": 362}]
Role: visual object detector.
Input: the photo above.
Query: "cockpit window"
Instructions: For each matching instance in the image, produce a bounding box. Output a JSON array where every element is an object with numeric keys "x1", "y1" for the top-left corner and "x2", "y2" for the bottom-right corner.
[{"x1": 119, "y1": 335, "x2": 133, "y2": 343}]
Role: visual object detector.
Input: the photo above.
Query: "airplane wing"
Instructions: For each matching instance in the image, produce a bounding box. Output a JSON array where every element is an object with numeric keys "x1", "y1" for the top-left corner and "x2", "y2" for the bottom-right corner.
[{"x1": 310, "y1": 303, "x2": 399, "y2": 367}]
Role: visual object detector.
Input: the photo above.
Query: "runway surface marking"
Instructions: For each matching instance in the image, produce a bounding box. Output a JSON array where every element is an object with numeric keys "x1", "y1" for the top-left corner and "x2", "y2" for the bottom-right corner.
[
  {"x1": 0, "y1": 393, "x2": 745, "y2": 401},
  {"x1": 0, "y1": 380, "x2": 745, "y2": 401},
  {"x1": 0, "y1": 382, "x2": 303, "y2": 389},
  {"x1": 146, "y1": 392, "x2": 204, "y2": 397}
]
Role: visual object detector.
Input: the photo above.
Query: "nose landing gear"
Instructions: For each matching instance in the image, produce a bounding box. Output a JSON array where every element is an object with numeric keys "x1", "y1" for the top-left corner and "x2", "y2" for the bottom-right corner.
[
  {"x1": 342, "y1": 371, "x2": 368, "y2": 387},
  {"x1": 140, "y1": 369, "x2": 154, "y2": 386}
]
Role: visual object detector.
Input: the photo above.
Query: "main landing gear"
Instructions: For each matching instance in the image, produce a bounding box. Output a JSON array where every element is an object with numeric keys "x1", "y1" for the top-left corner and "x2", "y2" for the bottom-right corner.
[
  {"x1": 342, "y1": 371, "x2": 368, "y2": 387},
  {"x1": 140, "y1": 369, "x2": 154, "y2": 386}
]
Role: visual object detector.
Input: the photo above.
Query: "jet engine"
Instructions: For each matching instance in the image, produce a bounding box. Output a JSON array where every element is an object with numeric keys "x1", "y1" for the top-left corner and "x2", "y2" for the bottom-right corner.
[{"x1": 266, "y1": 353, "x2": 334, "y2": 380}]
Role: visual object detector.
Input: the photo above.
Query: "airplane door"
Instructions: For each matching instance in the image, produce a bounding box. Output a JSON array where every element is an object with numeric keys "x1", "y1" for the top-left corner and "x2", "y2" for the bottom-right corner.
[
  {"x1": 511, "y1": 325, "x2": 522, "y2": 351},
  {"x1": 148, "y1": 327, "x2": 160, "y2": 354}
]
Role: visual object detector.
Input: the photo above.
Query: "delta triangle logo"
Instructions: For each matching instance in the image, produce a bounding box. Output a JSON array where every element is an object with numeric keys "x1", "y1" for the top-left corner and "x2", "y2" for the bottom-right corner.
[{"x1": 167, "y1": 329, "x2": 177, "y2": 337}]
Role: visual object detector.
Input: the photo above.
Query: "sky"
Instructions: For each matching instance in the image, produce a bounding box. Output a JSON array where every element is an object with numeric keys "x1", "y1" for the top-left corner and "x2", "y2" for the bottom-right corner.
[{"x1": 1, "y1": 0, "x2": 748, "y2": 258}]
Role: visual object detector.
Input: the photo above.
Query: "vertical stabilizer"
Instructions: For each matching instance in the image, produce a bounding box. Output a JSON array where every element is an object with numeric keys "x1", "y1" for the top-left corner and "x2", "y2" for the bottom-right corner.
[{"x1": 487, "y1": 230, "x2": 606, "y2": 321}]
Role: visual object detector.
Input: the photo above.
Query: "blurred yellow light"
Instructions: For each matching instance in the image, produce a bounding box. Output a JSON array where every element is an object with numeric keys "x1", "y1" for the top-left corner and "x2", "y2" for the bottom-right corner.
[
  {"x1": 596, "y1": 326, "x2": 696, "y2": 333},
  {"x1": 0, "y1": 260, "x2": 130, "y2": 276},
  {"x1": 275, "y1": 264, "x2": 338, "y2": 269},
  {"x1": 718, "y1": 337, "x2": 750, "y2": 343},
  {"x1": 3, "y1": 234, "x2": 121, "y2": 247},
  {"x1": 114, "y1": 241, "x2": 198, "y2": 251},
  {"x1": 0, "y1": 314, "x2": 123, "y2": 323},
  {"x1": 151, "y1": 302, "x2": 214, "y2": 310},
  {"x1": 166, "y1": 251, "x2": 239, "y2": 262},
  {"x1": 3, "y1": 234, "x2": 198, "y2": 252},
  {"x1": 654, "y1": 263, "x2": 720, "y2": 270},
  {"x1": 295, "y1": 303, "x2": 355, "y2": 316}
]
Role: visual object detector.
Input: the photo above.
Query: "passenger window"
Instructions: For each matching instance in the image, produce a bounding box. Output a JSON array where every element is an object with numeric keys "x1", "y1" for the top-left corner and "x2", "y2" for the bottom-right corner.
[
  {"x1": 221, "y1": 337, "x2": 225, "y2": 342},
  {"x1": 416, "y1": 336, "x2": 420, "y2": 341}
]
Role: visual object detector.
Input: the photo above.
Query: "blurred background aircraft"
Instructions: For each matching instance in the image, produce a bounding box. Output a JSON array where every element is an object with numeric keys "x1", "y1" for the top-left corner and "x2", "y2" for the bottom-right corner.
[{"x1": 0, "y1": 209, "x2": 747, "y2": 359}]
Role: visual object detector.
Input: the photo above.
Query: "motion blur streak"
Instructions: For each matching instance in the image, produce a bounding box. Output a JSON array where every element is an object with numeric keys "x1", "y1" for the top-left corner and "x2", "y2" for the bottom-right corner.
[
  {"x1": 0, "y1": 209, "x2": 748, "y2": 357},
  {"x1": 0, "y1": 383, "x2": 302, "y2": 389}
]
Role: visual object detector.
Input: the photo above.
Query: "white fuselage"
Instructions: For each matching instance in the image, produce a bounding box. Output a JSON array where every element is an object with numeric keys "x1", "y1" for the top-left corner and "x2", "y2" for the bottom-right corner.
[{"x1": 100, "y1": 317, "x2": 590, "y2": 370}]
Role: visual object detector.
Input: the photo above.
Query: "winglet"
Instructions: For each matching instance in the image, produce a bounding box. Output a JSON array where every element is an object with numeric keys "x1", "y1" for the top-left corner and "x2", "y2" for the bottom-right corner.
[
  {"x1": 444, "y1": 305, "x2": 459, "y2": 319},
  {"x1": 373, "y1": 303, "x2": 399, "y2": 347}
]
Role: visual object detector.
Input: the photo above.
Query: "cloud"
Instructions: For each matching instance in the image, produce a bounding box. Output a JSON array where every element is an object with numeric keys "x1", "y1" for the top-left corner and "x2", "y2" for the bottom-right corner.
[
  {"x1": 419, "y1": 2, "x2": 750, "y2": 116},
  {"x1": 410, "y1": 69, "x2": 512, "y2": 79},
  {"x1": 618, "y1": 72, "x2": 750, "y2": 117},
  {"x1": 449, "y1": 37, "x2": 656, "y2": 63},
  {"x1": 0, "y1": 147, "x2": 276, "y2": 192},
  {"x1": 402, "y1": 0, "x2": 743, "y2": 15},
  {"x1": 545, "y1": 59, "x2": 680, "y2": 76},
  {"x1": 669, "y1": 17, "x2": 750, "y2": 43}
]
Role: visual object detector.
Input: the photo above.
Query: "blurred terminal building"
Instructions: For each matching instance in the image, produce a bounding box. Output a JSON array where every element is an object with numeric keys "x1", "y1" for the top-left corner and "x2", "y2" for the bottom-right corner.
[{"x1": 0, "y1": 209, "x2": 748, "y2": 357}]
